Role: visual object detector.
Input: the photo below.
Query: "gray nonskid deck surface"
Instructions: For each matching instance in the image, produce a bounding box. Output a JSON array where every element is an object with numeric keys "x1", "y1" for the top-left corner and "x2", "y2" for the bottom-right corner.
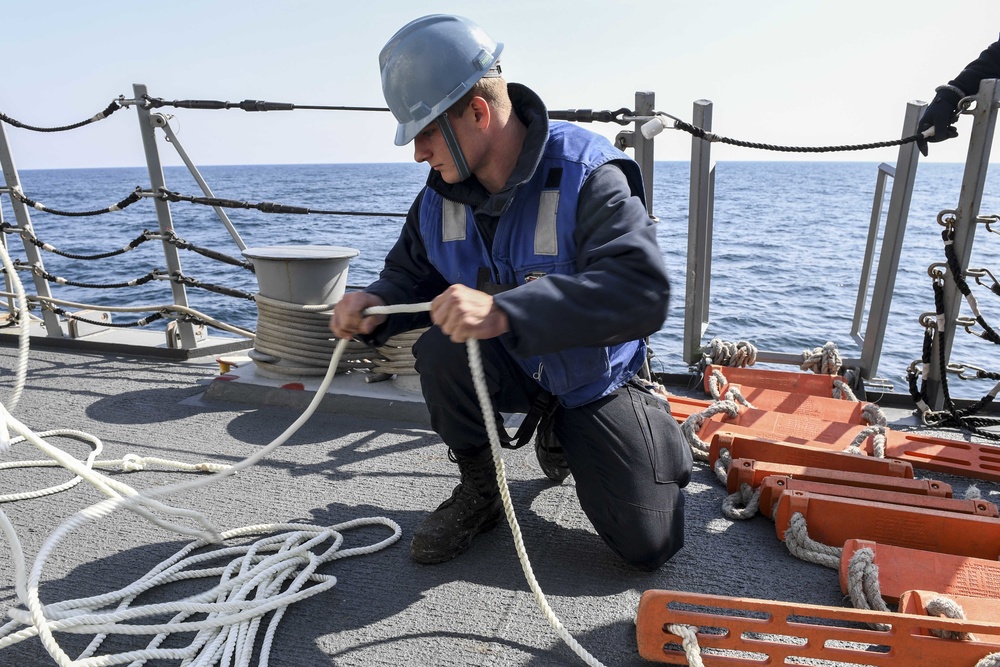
[{"x1": 0, "y1": 347, "x2": 998, "y2": 666}]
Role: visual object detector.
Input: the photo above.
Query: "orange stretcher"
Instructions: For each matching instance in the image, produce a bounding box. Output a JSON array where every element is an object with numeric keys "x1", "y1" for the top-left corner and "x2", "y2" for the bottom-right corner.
[
  {"x1": 774, "y1": 490, "x2": 1000, "y2": 560},
  {"x1": 677, "y1": 402, "x2": 1000, "y2": 482},
  {"x1": 726, "y1": 458, "x2": 947, "y2": 497},
  {"x1": 898, "y1": 590, "x2": 1000, "y2": 643},
  {"x1": 839, "y1": 539, "x2": 1000, "y2": 603},
  {"x1": 709, "y1": 432, "x2": 915, "y2": 479},
  {"x1": 702, "y1": 364, "x2": 849, "y2": 397},
  {"x1": 636, "y1": 589, "x2": 1000, "y2": 665},
  {"x1": 757, "y1": 475, "x2": 993, "y2": 520}
]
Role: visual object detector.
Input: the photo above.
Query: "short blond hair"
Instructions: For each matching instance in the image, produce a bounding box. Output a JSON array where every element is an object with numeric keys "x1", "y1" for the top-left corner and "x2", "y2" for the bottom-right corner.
[{"x1": 448, "y1": 77, "x2": 510, "y2": 117}]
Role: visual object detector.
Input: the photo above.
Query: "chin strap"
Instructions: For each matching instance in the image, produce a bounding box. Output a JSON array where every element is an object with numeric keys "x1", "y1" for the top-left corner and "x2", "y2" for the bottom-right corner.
[{"x1": 435, "y1": 114, "x2": 472, "y2": 181}]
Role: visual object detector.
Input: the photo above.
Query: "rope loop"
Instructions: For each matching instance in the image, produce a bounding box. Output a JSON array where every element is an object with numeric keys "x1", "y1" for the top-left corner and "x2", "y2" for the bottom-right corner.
[
  {"x1": 925, "y1": 596, "x2": 976, "y2": 641},
  {"x1": 800, "y1": 341, "x2": 843, "y2": 375},
  {"x1": 783, "y1": 512, "x2": 841, "y2": 569}
]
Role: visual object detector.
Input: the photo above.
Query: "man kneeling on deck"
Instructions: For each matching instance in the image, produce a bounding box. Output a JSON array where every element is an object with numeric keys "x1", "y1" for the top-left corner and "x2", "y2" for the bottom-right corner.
[{"x1": 329, "y1": 14, "x2": 691, "y2": 570}]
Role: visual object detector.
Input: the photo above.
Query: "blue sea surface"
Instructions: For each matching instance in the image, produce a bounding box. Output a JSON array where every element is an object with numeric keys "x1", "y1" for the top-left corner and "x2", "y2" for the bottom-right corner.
[{"x1": 2, "y1": 161, "x2": 999, "y2": 400}]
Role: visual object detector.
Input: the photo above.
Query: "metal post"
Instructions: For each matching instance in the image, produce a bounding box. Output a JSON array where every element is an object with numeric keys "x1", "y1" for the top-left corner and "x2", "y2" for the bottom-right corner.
[
  {"x1": 159, "y1": 121, "x2": 247, "y2": 251},
  {"x1": 924, "y1": 78, "x2": 999, "y2": 408},
  {"x1": 683, "y1": 100, "x2": 715, "y2": 365},
  {"x1": 857, "y1": 101, "x2": 924, "y2": 381},
  {"x1": 133, "y1": 83, "x2": 199, "y2": 349},
  {"x1": 632, "y1": 91, "x2": 656, "y2": 216},
  {"x1": 0, "y1": 121, "x2": 65, "y2": 337}
]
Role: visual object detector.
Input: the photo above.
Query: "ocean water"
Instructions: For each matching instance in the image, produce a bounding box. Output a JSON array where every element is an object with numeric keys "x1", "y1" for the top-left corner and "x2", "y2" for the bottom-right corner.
[{"x1": 2, "y1": 161, "x2": 999, "y2": 400}]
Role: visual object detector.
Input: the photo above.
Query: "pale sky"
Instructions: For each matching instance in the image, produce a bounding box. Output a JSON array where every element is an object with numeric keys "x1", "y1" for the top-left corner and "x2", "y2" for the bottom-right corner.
[{"x1": 3, "y1": 0, "x2": 1000, "y2": 170}]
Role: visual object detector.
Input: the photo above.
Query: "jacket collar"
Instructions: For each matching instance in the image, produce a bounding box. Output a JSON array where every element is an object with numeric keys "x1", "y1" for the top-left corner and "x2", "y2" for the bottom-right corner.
[{"x1": 425, "y1": 82, "x2": 549, "y2": 217}]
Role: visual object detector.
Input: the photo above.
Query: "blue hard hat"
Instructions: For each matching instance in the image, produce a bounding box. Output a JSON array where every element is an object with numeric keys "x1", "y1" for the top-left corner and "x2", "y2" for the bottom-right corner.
[{"x1": 379, "y1": 15, "x2": 504, "y2": 146}]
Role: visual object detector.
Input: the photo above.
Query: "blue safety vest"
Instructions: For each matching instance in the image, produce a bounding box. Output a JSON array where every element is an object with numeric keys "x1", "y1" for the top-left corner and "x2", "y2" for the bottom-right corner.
[{"x1": 419, "y1": 122, "x2": 647, "y2": 407}]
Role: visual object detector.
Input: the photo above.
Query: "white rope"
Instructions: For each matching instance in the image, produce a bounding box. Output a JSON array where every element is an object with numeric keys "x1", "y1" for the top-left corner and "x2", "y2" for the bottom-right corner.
[
  {"x1": 845, "y1": 547, "x2": 891, "y2": 631},
  {"x1": 925, "y1": 596, "x2": 976, "y2": 641},
  {"x1": 0, "y1": 242, "x2": 402, "y2": 666},
  {"x1": 0, "y1": 430, "x2": 228, "y2": 503},
  {"x1": 702, "y1": 339, "x2": 757, "y2": 368},
  {"x1": 467, "y1": 337, "x2": 605, "y2": 667},
  {"x1": 844, "y1": 424, "x2": 886, "y2": 458},
  {"x1": 832, "y1": 378, "x2": 857, "y2": 401},
  {"x1": 666, "y1": 623, "x2": 704, "y2": 667},
  {"x1": 721, "y1": 482, "x2": 762, "y2": 521},
  {"x1": 680, "y1": 400, "x2": 741, "y2": 463},
  {"x1": 783, "y1": 512, "x2": 841, "y2": 569},
  {"x1": 1, "y1": 286, "x2": 639, "y2": 667}
]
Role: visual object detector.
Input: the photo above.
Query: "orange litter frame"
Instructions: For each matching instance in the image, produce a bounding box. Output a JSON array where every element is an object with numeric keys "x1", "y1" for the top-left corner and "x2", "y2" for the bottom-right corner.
[
  {"x1": 636, "y1": 589, "x2": 1000, "y2": 665},
  {"x1": 702, "y1": 364, "x2": 848, "y2": 397},
  {"x1": 726, "y1": 458, "x2": 947, "y2": 497},
  {"x1": 680, "y1": 403, "x2": 1000, "y2": 483},
  {"x1": 709, "y1": 432, "x2": 914, "y2": 479},
  {"x1": 840, "y1": 539, "x2": 1000, "y2": 603},
  {"x1": 773, "y1": 490, "x2": 1000, "y2": 560},
  {"x1": 756, "y1": 475, "x2": 992, "y2": 519}
]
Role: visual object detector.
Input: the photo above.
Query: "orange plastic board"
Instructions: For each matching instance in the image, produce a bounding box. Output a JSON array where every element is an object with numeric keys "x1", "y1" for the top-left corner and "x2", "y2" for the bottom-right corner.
[
  {"x1": 636, "y1": 589, "x2": 1000, "y2": 665},
  {"x1": 709, "y1": 432, "x2": 914, "y2": 479},
  {"x1": 774, "y1": 490, "x2": 1000, "y2": 560},
  {"x1": 703, "y1": 364, "x2": 847, "y2": 397},
  {"x1": 898, "y1": 590, "x2": 1000, "y2": 642},
  {"x1": 730, "y1": 384, "x2": 865, "y2": 422},
  {"x1": 758, "y1": 476, "x2": 992, "y2": 519},
  {"x1": 727, "y1": 458, "x2": 945, "y2": 496},
  {"x1": 669, "y1": 385, "x2": 865, "y2": 423},
  {"x1": 839, "y1": 539, "x2": 1000, "y2": 603},
  {"x1": 693, "y1": 407, "x2": 1000, "y2": 483}
]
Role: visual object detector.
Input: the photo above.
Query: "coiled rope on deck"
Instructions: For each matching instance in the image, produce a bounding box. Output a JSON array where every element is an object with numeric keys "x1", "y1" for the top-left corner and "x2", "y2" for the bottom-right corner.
[{"x1": 0, "y1": 242, "x2": 400, "y2": 666}]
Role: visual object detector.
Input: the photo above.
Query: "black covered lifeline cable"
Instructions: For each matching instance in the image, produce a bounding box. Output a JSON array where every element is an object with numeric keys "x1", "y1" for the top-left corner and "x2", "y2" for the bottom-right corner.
[
  {"x1": 49, "y1": 308, "x2": 166, "y2": 329},
  {"x1": 671, "y1": 118, "x2": 923, "y2": 153},
  {"x1": 0, "y1": 101, "x2": 123, "y2": 132},
  {"x1": 157, "y1": 188, "x2": 406, "y2": 217},
  {"x1": 10, "y1": 189, "x2": 143, "y2": 217},
  {"x1": 143, "y1": 97, "x2": 391, "y2": 113}
]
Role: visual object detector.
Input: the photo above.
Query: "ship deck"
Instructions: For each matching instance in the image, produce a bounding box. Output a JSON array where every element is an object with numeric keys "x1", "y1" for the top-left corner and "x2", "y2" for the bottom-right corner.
[{"x1": 0, "y1": 341, "x2": 998, "y2": 666}]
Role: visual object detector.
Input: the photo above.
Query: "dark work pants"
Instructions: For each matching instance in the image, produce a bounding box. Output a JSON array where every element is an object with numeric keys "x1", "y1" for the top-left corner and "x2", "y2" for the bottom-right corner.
[{"x1": 412, "y1": 327, "x2": 693, "y2": 570}]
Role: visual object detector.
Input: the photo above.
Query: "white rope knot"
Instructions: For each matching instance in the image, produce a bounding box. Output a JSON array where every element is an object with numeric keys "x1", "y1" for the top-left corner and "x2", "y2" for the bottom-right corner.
[
  {"x1": 703, "y1": 338, "x2": 757, "y2": 368},
  {"x1": 800, "y1": 341, "x2": 842, "y2": 375},
  {"x1": 861, "y1": 402, "x2": 887, "y2": 427},
  {"x1": 119, "y1": 453, "x2": 146, "y2": 472}
]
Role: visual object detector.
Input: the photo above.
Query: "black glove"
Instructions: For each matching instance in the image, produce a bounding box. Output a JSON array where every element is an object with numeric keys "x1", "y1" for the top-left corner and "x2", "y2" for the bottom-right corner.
[{"x1": 916, "y1": 86, "x2": 963, "y2": 156}]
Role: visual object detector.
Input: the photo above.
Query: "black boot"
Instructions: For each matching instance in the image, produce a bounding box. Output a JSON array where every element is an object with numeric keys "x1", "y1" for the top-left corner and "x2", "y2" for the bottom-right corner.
[
  {"x1": 534, "y1": 409, "x2": 570, "y2": 483},
  {"x1": 410, "y1": 447, "x2": 504, "y2": 564}
]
